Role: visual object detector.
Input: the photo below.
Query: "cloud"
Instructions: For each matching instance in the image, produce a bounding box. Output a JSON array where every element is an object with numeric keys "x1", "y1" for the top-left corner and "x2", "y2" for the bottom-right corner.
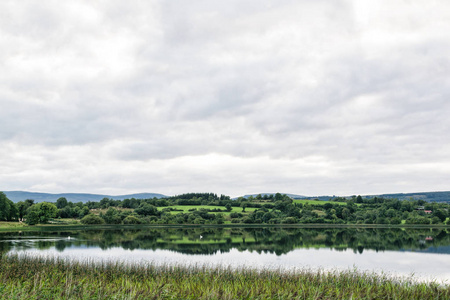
[{"x1": 1, "y1": 0, "x2": 450, "y2": 196}]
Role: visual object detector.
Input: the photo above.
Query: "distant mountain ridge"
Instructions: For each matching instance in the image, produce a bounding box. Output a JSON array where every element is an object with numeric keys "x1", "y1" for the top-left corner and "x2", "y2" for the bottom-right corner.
[
  {"x1": 3, "y1": 191, "x2": 167, "y2": 203},
  {"x1": 3, "y1": 190, "x2": 450, "y2": 203},
  {"x1": 369, "y1": 191, "x2": 450, "y2": 202},
  {"x1": 291, "y1": 191, "x2": 450, "y2": 203},
  {"x1": 239, "y1": 191, "x2": 450, "y2": 202}
]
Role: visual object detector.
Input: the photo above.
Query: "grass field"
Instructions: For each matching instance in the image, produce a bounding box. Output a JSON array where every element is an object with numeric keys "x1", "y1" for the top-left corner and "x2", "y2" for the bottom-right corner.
[
  {"x1": 0, "y1": 254, "x2": 448, "y2": 299},
  {"x1": 0, "y1": 221, "x2": 27, "y2": 230}
]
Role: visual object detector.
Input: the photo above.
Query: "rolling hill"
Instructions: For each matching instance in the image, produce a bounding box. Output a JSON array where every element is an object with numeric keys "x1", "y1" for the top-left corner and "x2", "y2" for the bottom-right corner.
[
  {"x1": 2, "y1": 191, "x2": 167, "y2": 203},
  {"x1": 240, "y1": 191, "x2": 450, "y2": 203}
]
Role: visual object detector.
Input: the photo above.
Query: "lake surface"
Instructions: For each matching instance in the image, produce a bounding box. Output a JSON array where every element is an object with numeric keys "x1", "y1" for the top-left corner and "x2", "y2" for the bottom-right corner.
[{"x1": 1, "y1": 226, "x2": 450, "y2": 283}]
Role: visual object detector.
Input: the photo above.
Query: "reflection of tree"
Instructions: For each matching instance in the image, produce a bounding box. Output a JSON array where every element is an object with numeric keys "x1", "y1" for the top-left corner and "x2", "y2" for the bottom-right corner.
[
  {"x1": 1, "y1": 227, "x2": 450, "y2": 256},
  {"x1": 55, "y1": 240, "x2": 66, "y2": 252},
  {"x1": 0, "y1": 241, "x2": 11, "y2": 257}
]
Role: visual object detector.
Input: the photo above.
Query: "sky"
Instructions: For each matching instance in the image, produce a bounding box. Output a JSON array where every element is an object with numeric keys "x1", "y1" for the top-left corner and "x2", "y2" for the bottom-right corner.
[{"x1": 1, "y1": 0, "x2": 449, "y2": 198}]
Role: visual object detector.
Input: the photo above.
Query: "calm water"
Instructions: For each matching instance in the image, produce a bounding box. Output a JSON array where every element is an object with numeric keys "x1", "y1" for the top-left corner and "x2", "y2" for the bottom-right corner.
[{"x1": 1, "y1": 226, "x2": 450, "y2": 283}]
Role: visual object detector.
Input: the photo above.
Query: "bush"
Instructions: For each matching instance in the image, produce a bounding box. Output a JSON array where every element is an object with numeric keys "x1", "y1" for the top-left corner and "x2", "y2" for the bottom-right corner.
[
  {"x1": 389, "y1": 217, "x2": 402, "y2": 225},
  {"x1": 406, "y1": 216, "x2": 430, "y2": 225},
  {"x1": 281, "y1": 217, "x2": 297, "y2": 224},
  {"x1": 242, "y1": 217, "x2": 253, "y2": 224},
  {"x1": 122, "y1": 215, "x2": 142, "y2": 224},
  {"x1": 230, "y1": 212, "x2": 242, "y2": 219},
  {"x1": 80, "y1": 214, "x2": 105, "y2": 225}
]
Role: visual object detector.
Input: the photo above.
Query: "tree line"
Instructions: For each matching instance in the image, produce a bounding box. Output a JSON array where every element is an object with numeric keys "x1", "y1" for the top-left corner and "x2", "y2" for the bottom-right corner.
[{"x1": 1, "y1": 191, "x2": 449, "y2": 226}]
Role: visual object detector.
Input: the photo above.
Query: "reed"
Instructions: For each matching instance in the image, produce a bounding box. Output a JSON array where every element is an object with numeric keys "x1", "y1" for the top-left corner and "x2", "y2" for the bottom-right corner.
[{"x1": 1, "y1": 254, "x2": 448, "y2": 299}]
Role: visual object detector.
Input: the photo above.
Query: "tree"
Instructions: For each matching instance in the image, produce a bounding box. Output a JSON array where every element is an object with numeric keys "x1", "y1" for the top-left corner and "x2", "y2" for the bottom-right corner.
[
  {"x1": 25, "y1": 210, "x2": 39, "y2": 225},
  {"x1": 434, "y1": 209, "x2": 447, "y2": 222},
  {"x1": 356, "y1": 195, "x2": 363, "y2": 203},
  {"x1": 0, "y1": 192, "x2": 17, "y2": 221},
  {"x1": 17, "y1": 200, "x2": 33, "y2": 221},
  {"x1": 81, "y1": 206, "x2": 90, "y2": 217},
  {"x1": 37, "y1": 202, "x2": 58, "y2": 223},
  {"x1": 215, "y1": 213, "x2": 224, "y2": 224},
  {"x1": 81, "y1": 214, "x2": 105, "y2": 225},
  {"x1": 25, "y1": 202, "x2": 58, "y2": 224},
  {"x1": 56, "y1": 197, "x2": 68, "y2": 209},
  {"x1": 100, "y1": 198, "x2": 111, "y2": 209},
  {"x1": 274, "y1": 193, "x2": 283, "y2": 202},
  {"x1": 123, "y1": 215, "x2": 142, "y2": 224},
  {"x1": 135, "y1": 204, "x2": 158, "y2": 216},
  {"x1": 102, "y1": 208, "x2": 122, "y2": 224}
]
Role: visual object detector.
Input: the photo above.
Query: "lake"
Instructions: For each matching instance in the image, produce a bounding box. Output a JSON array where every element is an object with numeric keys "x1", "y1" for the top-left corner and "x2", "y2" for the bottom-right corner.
[{"x1": 1, "y1": 226, "x2": 449, "y2": 283}]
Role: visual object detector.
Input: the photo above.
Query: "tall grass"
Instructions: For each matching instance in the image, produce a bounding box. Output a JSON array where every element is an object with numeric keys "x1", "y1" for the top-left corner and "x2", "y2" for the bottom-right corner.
[{"x1": 1, "y1": 254, "x2": 448, "y2": 299}]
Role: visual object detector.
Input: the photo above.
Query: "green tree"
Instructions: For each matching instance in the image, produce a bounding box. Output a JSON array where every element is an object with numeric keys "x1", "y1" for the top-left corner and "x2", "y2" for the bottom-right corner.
[
  {"x1": 0, "y1": 192, "x2": 17, "y2": 221},
  {"x1": 434, "y1": 209, "x2": 447, "y2": 222},
  {"x1": 81, "y1": 214, "x2": 105, "y2": 225},
  {"x1": 100, "y1": 198, "x2": 111, "y2": 209},
  {"x1": 17, "y1": 200, "x2": 34, "y2": 221},
  {"x1": 123, "y1": 215, "x2": 141, "y2": 224},
  {"x1": 25, "y1": 202, "x2": 57, "y2": 224},
  {"x1": 215, "y1": 213, "x2": 224, "y2": 225},
  {"x1": 356, "y1": 195, "x2": 363, "y2": 203},
  {"x1": 25, "y1": 210, "x2": 39, "y2": 225},
  {"x1": 103, "y1": 208, "x2": 122, "y2": 224},
  {"x1": 56, "y1": 197, "x2": 68, "y2": 209},
  {"x1": 135, "y1": 204, "x2": 158, "y2": 216}
]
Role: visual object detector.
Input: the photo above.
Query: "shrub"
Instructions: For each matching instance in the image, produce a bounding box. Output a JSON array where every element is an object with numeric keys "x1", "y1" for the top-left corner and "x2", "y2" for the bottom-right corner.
[
  {"x1": 80, "y1": 214, "x2": 105, "y2": 225},
  {"x1": 281, "y1": 217, "x2": 297, "y2": 224},
  {"x1": 122, "y1": 215, "x2": 142, "y2": 224},
  {"x1": 230, "y1": 212, "x2": 242, "y2": 219}
]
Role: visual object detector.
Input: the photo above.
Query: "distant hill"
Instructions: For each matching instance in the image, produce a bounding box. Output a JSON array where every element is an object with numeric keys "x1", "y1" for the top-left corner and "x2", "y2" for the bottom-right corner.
[
  {"x1": 242, "y1": 191, "x2": 450, "y2": 202},
  {"x1": 370, "y1": 191, "x2": 450, "y2": 202},
  {"x1": 2, "y1": 191, "x2": 167, "y2": 203},
  {"x1": 4, "y1": 190, "x2": 449, "y2": 203}
]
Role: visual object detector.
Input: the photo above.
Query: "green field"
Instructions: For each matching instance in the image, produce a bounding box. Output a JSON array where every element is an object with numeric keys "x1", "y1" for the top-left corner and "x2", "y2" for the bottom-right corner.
[{"x1": 0, "y1": 221, "x2": 27, "y2": 230}]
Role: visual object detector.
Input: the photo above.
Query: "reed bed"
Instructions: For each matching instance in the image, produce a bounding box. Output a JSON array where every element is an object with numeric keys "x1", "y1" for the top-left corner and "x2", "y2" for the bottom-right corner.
[{"x1": 0, "y1": 254, "x2": 449, "y2": 299}]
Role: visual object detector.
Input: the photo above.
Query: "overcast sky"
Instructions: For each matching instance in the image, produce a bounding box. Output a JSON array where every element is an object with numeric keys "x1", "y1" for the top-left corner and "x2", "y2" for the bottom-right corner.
[{"x1": 1, "y1": 0, "x2": 449, "y2": 197}]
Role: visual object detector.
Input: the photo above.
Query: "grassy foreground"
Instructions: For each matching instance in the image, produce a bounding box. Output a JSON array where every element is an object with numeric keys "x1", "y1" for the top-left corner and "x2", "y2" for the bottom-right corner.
[
  {"x1": 0, "y1": 221, "x2": 28, "y2": 230},
  {"x1": 0, "y1": 255, "x2": 449, "y2": 299}
]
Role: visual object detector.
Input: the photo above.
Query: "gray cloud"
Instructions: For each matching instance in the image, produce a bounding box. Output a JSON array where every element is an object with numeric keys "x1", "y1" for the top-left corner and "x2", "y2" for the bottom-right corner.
[{"x1": 1, "y1": 0, "x2": 449, "y2": 196}]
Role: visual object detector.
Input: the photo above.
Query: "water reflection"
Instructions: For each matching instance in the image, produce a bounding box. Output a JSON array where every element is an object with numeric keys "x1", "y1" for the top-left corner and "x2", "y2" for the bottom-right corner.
[
  {"x1": 1, "y1": 227, "x2": 449, "y2": 255},
  {"x1": 2, "y1": 227, "x2": 450, "y2": 282}
]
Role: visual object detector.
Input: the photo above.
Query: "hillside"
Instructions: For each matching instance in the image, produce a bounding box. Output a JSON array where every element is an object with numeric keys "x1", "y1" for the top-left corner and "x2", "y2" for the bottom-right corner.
[
  {"x1": 248, "y1": 191, "x2": 450, "y2": 203},
  {"x1": 372, "y1": 191, "x2": 450, "y2": 202},
  {"x1": 3, "y1": 191, "x2": 167, "y2": 203},
  {"x1": 4, "y1": 190, "x2": 450, "y2": 203},
  {"x1": 291, "y1": 191, "x2": 450, "y2": 203}
]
